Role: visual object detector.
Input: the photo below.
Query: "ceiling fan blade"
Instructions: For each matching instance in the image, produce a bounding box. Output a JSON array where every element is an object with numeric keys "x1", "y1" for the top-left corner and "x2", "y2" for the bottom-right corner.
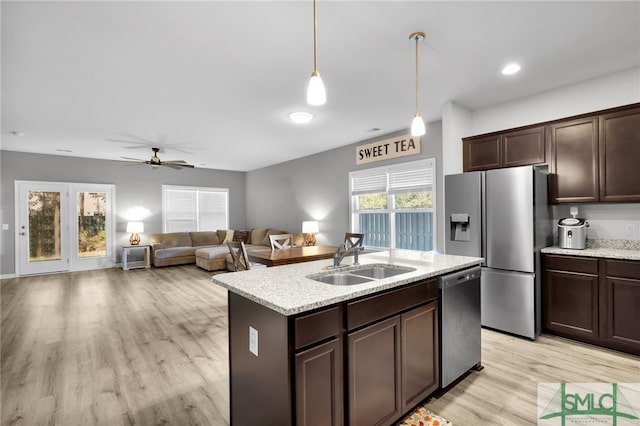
[
  {"x1": 106, "y1": 138, "x2": 145, "y2": 144},
  {"x1": 163, "y1": 162, "x2": 195, "y2": 169},
  {"x1": 163, "y1": 163, "x2": 184, "y2": 170},
  {"x1": 162, "y1": 160, "x2": 188, "y2": 164},
  {"x1": 169, "y1": 146, "x2": 195, "y2": 155},
  {"x1": 118, "y1": 132, "x2": 157, "y2": 145},
  {"x1": 120, "y1": 156, "x2": 147, "y2": 161}
]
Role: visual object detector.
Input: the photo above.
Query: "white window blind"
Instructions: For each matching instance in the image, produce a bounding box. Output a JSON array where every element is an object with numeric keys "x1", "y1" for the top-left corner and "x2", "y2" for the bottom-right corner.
[
  {"x1": 388, "y1": 162, "x2": 433, "y2": 194},
  {"x1": 351, "y1": 172, "x2": 387, "y2": 195},
  {"x1": 350, "y1": 159, "x2": 434, "y2": 195},
  {"x1": 162, "y1": 186, "x2": 229, "y2": 232}
]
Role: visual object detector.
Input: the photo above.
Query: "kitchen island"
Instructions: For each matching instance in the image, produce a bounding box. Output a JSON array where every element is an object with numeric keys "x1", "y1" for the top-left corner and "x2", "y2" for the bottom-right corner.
[{"x1": 212, "y1": 249, "x2": 483, "y2": 426}]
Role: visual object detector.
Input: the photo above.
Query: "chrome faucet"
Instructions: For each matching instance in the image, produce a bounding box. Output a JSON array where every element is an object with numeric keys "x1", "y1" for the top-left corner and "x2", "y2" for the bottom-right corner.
[{"x1": 333, "y1": 242, "x2": 365, "y2": 268}]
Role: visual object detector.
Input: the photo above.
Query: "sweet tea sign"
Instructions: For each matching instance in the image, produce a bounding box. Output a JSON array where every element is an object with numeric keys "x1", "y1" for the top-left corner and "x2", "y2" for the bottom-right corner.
[{"x1": 356, "y1": 135, "x2": 421, "y2": 165}]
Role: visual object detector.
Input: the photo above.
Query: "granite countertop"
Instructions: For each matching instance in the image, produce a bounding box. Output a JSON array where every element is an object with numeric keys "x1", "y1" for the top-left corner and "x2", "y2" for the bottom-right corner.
[
  {"x1": 541, "y1": 238, "x2": 640, "y2": 261},
  {"x1": 211, "y1": 250, "x2": 483, "y2": 316}
]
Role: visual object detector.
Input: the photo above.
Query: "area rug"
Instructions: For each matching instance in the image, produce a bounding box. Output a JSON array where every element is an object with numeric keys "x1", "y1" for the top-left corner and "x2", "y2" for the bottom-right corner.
[{"x1": 397, "y1": 406, "x2": 453, "y2": 426}]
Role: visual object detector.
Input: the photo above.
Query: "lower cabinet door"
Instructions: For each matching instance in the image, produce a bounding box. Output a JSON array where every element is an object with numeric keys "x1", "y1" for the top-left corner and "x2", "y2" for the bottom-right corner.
[
  {"x1": 604, "y1": 277, "x2": 640, "y2": 353},
  {"x1": 295, "y1": 338, "x2": 343, "y2": 426},
  {"x1": 401, "y1": 302, "x2": 438, "y2": 412},
  {"x1": 348, "y1": 316, "x2": 401, "y2": 426},
  {"x1": 543, "y1": 270, "x2": 599, "y2": 339}
]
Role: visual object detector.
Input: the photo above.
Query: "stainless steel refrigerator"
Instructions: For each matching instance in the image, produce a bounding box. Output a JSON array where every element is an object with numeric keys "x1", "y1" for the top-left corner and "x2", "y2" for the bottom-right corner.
[{"x1": 444, "y1": 165, "x2": 552, "y2": 339}]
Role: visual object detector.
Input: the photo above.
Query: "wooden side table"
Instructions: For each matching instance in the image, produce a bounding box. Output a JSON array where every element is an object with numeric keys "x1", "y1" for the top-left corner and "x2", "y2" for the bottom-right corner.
[{"x1": 122, "y1": 244, "x2": 151, "y2": 271}]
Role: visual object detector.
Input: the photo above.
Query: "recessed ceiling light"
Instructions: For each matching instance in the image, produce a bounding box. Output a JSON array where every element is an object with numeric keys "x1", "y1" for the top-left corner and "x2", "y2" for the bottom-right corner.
[
  {"x1": 501, "y1": 63, "x2": 521, "y2": 75},
  {"x1": 289, "y1": 112, "x2": 314, "y2": 124},
  {"x1": 367, "y1": 128, "x2": 381, "y2": 133},
  {"x1": 10, "y1": 130, "x2": 25, "y2": 136}
]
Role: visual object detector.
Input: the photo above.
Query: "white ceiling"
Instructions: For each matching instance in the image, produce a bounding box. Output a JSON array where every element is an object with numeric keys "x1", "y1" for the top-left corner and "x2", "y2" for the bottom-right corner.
[{"x1": 2, "y1": 1, "x2": 639, "y2": 172}]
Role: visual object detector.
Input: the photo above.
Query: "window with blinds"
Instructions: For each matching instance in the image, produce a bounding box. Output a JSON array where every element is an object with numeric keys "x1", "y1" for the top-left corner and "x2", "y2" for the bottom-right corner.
[
  {"x1": 349, "y1": 159, "x2": 435, "y2": 251},
  {"x1": 162, "y1": 185, "x2": 229, "y2": 233}
]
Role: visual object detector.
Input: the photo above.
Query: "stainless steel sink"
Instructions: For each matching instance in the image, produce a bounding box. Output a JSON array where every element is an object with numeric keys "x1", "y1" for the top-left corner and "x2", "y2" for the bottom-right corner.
[
  {"x1": 307, "y1": 264, "x2": 416, "y2": 285},
  {"x1": 312, "y1": 273, "x2": 374, "y2": 286},
  {"x1": 350, "y1": 265, "x2": 416, "y2": 279}
]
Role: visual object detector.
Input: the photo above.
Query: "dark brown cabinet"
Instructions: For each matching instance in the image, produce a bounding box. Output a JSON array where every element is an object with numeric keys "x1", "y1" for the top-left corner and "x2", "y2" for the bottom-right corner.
[
  {"x1": 228, "y1": 278, "x2": 440, "y2": 426},
  {"x1": 463, "y1": 134, "x2": 501, "y2": 171},
  {"x1": 543, "y1": 254, "x2": 640, "y2": 355},
  {"x1": 603, "y1": 259, "x2": 640, "y2": 353},
  {"x1": 348, "y1": 316, "x2": 401, "y2": 426},
  {"x1": 549, "y1": 117, "x2": 599, "y2": 203},
  {"x1": 462, "y1": 103, "x2": 640, "y2": 204},
  {"x1": 400, "y1": 302, "x2": 439, "y2": 412},
  {"x1": 599, "y1": 108, "x2": 640, "y2": 202},
  {"x1": 294, "y1": 305, "x2": 343, "y2": 426},
  {"x1": 543, "y1": 255, "x2": 599, "y2": 339},
  {"x1": 463, "y1": 126, "x2": 545, "y2": 172},
  {"x1": 295, "y1": 339, "x2": 343, "y2": 426},
  {"x1": 347, "y1": 280, "x2": 438, "y2": 426}
]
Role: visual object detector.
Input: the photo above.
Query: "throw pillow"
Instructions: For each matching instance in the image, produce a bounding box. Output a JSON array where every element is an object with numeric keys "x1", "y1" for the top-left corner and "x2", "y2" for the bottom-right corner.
[
  {"x1": 233, "y1": 230, "x2": 251, "y2": 243},
  {"x1": 222, "y1": 229, "x2": 234, "y2": 244}
]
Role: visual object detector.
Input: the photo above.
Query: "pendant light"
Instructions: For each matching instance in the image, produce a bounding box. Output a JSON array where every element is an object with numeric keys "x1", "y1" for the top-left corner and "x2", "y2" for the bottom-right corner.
[
  {"x1": 409, "y1": 32, "x2": 426, "y2": 136},
  {"x1": 307, "y1": 0, "x2": 326, "y2": 105}
]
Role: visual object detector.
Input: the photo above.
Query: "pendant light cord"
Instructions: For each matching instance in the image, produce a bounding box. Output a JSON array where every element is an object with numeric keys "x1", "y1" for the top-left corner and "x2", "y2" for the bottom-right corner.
[
  {"x1": 313, "y1": 0, "x2": 318, "y2": 72},
  {"x1": 415, "y1": 34, "x2": 420, "y2": 114}
]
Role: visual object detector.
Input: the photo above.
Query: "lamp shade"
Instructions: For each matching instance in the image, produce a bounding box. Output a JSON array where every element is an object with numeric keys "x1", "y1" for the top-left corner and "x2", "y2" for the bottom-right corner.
[
  {"x1": 126, "y1": 221, "x2": 144, "y2": 233},
  {"x1": 411, "y1": 114, "x2": 426, "y2": 136},
  {"x1": 302, "y1": 221, "x2": 319, "y2": 234},
  {"x1": 307, "y1": 72, "x2": 326, "y2": 106}
]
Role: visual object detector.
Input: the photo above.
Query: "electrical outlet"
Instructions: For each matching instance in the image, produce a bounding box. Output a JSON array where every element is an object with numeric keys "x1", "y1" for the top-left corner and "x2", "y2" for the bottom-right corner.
[
  {"x1": 2, "y1": 224, "x2": 8, "y2": 231},
  {"x1": 625, "y1": 224, "x2": 635, "y2": 238},
  {"x1": 249, "y1": 326, "x2": 258, "y2": 356}
]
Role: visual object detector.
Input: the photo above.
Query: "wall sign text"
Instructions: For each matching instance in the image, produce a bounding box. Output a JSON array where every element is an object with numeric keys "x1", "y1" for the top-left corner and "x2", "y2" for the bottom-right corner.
[{"x1": 356, "y1": 135, "x2": 421, "y2": 165}]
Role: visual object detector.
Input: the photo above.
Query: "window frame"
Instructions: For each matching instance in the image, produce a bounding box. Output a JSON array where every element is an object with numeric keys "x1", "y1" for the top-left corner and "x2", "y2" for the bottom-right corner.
[
  {"x1": 349, "y1": 158, "x2": 435, "y2": 250},
  {"x1": 162, "y1": 185, "x2": 229, "y2": 233}
]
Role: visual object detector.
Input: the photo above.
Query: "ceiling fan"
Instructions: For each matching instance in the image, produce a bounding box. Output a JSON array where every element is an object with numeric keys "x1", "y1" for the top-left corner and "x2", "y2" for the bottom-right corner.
[{"x1": 121, "y1": 147, "x2": 195, "y2": 169}]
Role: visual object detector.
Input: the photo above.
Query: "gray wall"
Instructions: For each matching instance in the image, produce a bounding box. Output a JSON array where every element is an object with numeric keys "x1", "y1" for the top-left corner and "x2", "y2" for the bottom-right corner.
[
  {"x1": 0, "y1": 151, "x2": 246, "y2": 275},
  {"x1": 246, "y1": 122, "x2": 445, "y2": 251}
]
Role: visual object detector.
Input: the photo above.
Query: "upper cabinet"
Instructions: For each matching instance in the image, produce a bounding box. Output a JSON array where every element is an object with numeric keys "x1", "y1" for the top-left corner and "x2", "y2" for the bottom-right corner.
[
  {"x1": 463, "y1": 126, "x2": 545, "y2": 171},
  {"x1": 549, "y1": 117, "x2": 599, "y2": 203},
  {"x1": 462, "y1": 103, "x2": 640, "y2": 204},
  {"x1": 599, "y1": 108, "x2": 640, "y2": 202}
]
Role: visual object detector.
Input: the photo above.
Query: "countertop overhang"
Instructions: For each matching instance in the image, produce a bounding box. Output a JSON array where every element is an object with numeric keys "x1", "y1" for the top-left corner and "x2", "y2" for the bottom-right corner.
[{"x1": 211, "y1": 250, "x2": 483, "y2": 316}]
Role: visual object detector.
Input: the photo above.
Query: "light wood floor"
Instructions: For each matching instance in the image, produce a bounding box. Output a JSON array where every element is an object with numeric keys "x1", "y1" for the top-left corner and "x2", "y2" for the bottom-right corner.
[{"x1": 2, "y1": 266, "x2": 639, "y2": 425}]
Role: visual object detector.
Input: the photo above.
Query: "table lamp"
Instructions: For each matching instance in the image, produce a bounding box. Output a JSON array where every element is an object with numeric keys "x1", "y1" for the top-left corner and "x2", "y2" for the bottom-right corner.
[
  {"x1": 126, "y1": 221, "x2": 144, "y2": 245},
  {"x1": 302, "y1": 221, "x2": 319, "y2": 246}
]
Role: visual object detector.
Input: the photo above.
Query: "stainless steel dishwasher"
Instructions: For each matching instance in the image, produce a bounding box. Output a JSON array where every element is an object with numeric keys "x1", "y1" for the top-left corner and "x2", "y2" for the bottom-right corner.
[{"x1": 438, "y1": 266, "x2": 482, "y2": 388}]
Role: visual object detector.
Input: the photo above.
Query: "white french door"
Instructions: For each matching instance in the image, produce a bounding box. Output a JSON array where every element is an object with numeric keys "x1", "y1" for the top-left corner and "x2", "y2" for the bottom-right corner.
[
  {"x1": 16, "y1": 181, "x2": 115, "y2": 276},
  {"x1": 17, "y1": 182, "x2": 70, "y2": 275}
]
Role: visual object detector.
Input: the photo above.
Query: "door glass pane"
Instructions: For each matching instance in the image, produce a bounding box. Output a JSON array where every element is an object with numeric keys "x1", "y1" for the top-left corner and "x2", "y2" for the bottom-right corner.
[
  {"x1": 77, "y1": 192, "x2": 107, "y2": 258},
  {"x1": 28, "y1": 191, "x2": 62, "y2": 262}
]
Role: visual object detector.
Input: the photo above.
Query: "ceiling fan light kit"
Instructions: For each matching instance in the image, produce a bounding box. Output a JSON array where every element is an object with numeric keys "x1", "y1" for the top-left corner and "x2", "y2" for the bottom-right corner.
[
  {"x1": 409, "y1": 31, "x2": 426, "y2": 137},
  {"x1": 306, "y1": 0, "x2": 326, "y2": 106}
]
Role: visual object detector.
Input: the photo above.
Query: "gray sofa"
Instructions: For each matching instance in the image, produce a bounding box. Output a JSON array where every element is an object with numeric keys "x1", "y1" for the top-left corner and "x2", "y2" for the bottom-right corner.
[{"x1": 149, "y1": 228, "x2": 303, "y2": 271}]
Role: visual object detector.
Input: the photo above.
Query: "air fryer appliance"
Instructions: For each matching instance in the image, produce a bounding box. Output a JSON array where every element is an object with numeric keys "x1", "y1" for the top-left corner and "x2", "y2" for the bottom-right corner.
[
  {"x1": 444, "y1": 165, "x2": 552, "y2": 340},
  {"x1": 558, "y1": 218, "x2": 589, "y2": 249}
]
